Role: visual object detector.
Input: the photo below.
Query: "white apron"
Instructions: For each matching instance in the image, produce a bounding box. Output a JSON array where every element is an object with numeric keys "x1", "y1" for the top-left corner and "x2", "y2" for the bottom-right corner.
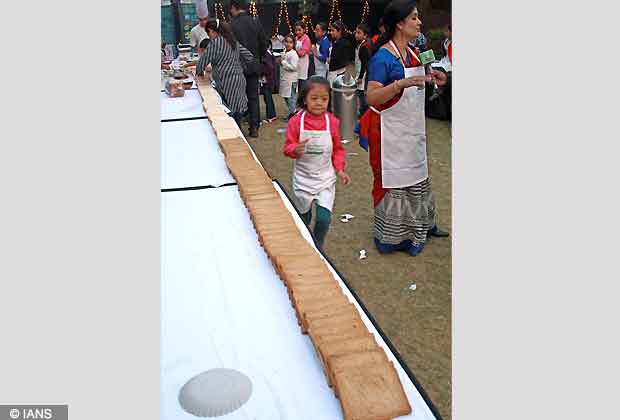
[
  {"x1": 279, "y1": 79, "x2": 294, "y2": 98},
  {"x1": 327, "y1": 67, "x2": 346, "y2": 86},
  {"x1": 292, "y1": 112, "x2": 337, "y2": 213},
  {"x1": 371, "y1": 41, "x2": 427, "y2": 189},
  {"x1": 313, "y1": 40, "x2": 328, "y2": 78},
  {"x1": 296, "y1": 37, "x2": 309, "y2": 80},
  {"x1": 279, "y1": 50, "x2": 298, "y2": 98},
  {"x1": 354, "y1": 43, "x2": 364, "y2": 90}
]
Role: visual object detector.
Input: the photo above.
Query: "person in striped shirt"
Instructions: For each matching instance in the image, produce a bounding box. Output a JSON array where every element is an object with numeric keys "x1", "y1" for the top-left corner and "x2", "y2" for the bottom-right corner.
[{"x1": 196, "y1": 18, "x2": 253, "y2": 127}]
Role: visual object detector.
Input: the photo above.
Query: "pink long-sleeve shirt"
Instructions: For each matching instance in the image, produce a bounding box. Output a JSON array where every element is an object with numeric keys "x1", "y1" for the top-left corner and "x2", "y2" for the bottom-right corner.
[
  {"x1": 295, "y1": 34, "x2": 311, "y2": 57},
  {"x1": 283, "y1": 111, "x2": 346, "y2": 172}
]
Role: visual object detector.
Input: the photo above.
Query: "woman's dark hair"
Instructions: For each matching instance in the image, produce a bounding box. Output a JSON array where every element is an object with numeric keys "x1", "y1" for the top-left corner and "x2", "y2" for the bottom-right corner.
[
  {"x1": 230, "y1": 0, "x2": 248, "y2": 10},
  {"x1": 296, "y1": 75, "x2": 331, "y2": 109},
  {"x1": 315, "y1": 22, "x2": 328, "y2": 32},
  {"x1": 373, "y1": 0, "x2": 417, "y2": 55},
  {"x1": 330, "y1": 20, "x2": 355, "y2": 54},
  {"x1": 356, "y1": 23, "x2": 371, "y2": 36},
  {"x1": 199, "y1": 38, "x2": 210, "y2": 49},
  {"x1": 206, "y1": 18, "x2": 237, "y2": 49},
  {"x1": 330, "y1": 20, "x2": 346, "y2": 34}
]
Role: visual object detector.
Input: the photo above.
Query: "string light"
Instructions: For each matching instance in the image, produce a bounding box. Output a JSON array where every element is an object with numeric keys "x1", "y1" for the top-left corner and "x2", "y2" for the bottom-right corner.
[
  {"x1": 328, "y1": 0, "x2": 337, "y2": 28},
  {"x1": 360, "y1": 0, "x2": 370, "y2": 24},
  {"x1": 249, "y1": 0, "x2": 258, "y2": 18},
  {"x1": 301, "y1": 0, "x2": 312, "y2": 30},
  {"x1": 214, "y1": 2, "x2": 227, "y2": 21},
  {"x1": 272, "y1": 0, "x2": 293, "y2": 37},
  {"x1": 328, "y1": 0, "x2": 353, "y2": 34},
  {"x1": 302, "y1": 15, "x2": 313, "y2": 32}
]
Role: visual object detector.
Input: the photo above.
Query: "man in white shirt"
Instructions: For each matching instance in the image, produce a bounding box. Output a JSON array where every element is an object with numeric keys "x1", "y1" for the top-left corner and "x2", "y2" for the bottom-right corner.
[{"x1": 189, "y1": 15, "x2": 208, "y2": 51}]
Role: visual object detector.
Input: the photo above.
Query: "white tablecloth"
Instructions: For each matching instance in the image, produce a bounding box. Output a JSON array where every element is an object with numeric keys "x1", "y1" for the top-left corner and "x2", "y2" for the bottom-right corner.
[
  {"x1": 161, "y1": 90, "x2": 206, "y2": 121},
  {"x1": 160, "y1": 183, "x2": 438, "y2": 420},
  {"x1": 161, "y1": 119, "x2": 235, "y2": 189}
]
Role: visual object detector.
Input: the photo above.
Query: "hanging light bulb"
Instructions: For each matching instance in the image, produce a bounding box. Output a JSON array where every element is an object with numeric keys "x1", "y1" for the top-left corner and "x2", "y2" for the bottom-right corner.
[
  {"x1": 215, "y1": 2, "x2": 227, "y2": 22},
  {"x1": 328, "y1": 0, "x2": 336, "y2": 28},
  {"x1": 249, "y1": 0, "x2": 258, "y2": 18},
  {"x1": 360, "y1": 0, "x2": 370, "y2": 24}
]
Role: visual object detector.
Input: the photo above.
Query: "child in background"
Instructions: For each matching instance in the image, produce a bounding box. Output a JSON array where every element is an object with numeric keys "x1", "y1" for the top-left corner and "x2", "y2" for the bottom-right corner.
[
  {"x1": 283, "y1": 76, "x2": 352, "y2": 249},
  {"x1": 410, "y1": 31, "x2": 428, "y2": 52},
  {"x1": 279, "y1": 34, "x2": 299, "y2": 120},
  {"x1": 354, "y1": 23, "x2": 371, "y2": 117},
  {"x1": 260, "y1": 42, "x2": 277, "y2": 123},
  {"x1": 312, "y1": 22, "x2": 331, "y2": 78},
  {"x1": 294, "y1": 21, "x2": 312, "y2": 92},
  {"x1": 442, "y1": 24, "x2": 452, "y2": 60},
  {"x1": 371, "y1": 18, "x2": 385, "y2": 44},
  {"x1": 327, "y1": 20, "x2": 355, "y2": 85}
]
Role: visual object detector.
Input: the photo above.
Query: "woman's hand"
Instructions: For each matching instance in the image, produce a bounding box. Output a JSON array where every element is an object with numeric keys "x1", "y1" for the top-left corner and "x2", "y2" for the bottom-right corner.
[
  {"x1": 398, "y1": 75, "x2": 428, "y2": 89},
  {"x1": 294, "y1": 139, "x2": 309, "y2": 156},
  {"x1": 337, "y1": 171, "x2": 352, "y2": 185}
]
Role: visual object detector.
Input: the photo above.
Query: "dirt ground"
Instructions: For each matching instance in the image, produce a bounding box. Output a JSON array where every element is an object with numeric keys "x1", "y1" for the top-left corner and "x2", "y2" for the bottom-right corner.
[{"x1": 244, "y1": 99, "x2": 452, "y2": 420}]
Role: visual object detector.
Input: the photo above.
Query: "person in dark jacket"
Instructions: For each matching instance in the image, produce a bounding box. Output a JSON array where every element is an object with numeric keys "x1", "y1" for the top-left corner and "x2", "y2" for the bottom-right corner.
[
  {"x1": 327, "y1": 20, "x2": 355, "y2": 85},
  {"x1": 354, "y1": 23, "x2": 372, "y2": 117},
  {"x1": 229, "y1": 0, "x2": 268, "y2": 138},
  {"x1": 260, "y1": 44, "x2": 277, "y2": 123}
]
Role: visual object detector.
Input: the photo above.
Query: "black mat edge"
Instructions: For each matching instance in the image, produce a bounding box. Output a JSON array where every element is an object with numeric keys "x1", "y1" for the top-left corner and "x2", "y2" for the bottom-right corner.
[
  {"x1": 161, "y1": 115, "x2": 208, "y2": 123},
  {"x1": 161, "y1": 182, "x2": 237, "y2": 192}
]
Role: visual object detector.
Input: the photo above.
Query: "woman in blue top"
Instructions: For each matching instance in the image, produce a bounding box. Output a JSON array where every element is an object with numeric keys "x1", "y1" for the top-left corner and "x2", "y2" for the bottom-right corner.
[{"x1": 359, "y1": 0, "x2": 449, "y2": 256}]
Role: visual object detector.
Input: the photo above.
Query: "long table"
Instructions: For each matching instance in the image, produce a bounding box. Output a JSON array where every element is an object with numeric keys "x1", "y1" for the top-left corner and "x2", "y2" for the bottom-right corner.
[
  {"x1": 161, "y1": 118, "x2": 235, "y2": 190},
  {"x1": 160, "y1": 90, "x2": 442, "y2": 420},
  {"x1": 161, "y1": 89, "x2": 206, "y2": 121}
]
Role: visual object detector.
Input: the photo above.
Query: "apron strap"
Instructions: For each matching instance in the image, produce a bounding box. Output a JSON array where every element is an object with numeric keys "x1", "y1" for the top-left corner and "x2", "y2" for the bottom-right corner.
[
  {"x1": 324, "y1": 113, "x2": 330, "y2": 132},
  {"x1": 407, "y1": 48, "x2": 420, "y2": 65},
  {"x1": 300, "y1": 111, "x2": 306, "y2": 131},
  {"x1": 388, "y1": 40, "x2": 420, "y2": 66}
]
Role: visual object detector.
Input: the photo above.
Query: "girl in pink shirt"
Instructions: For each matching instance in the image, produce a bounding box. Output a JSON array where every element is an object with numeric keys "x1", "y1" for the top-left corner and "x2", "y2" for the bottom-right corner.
[
  {"x1": 294, "y1": 21, "x2": 312, "y2": 92},
  {"x1": 283, "y1": 76, "x2": 352, "y2": 249}
]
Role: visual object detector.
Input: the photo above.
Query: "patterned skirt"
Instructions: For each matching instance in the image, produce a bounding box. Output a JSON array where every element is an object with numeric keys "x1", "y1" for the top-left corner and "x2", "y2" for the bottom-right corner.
[{"x1": 374, "y1": 177, "x2": 436, "y2": 246}]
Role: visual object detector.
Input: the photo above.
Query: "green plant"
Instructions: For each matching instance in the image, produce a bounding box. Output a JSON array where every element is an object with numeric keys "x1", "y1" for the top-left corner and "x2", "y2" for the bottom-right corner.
[{"x1": 426, "y1": 27, "x2": 444, "y2": 40}]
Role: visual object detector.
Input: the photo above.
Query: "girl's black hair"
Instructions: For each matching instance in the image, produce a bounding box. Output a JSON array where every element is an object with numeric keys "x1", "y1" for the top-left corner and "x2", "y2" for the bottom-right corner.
[
  {"x1": 372, "y1": 0, "x2": 418, "y2": 55},
  {"x1": 315, "y1": 22, "x2": 328, "y2": 32},
  {"x1": 294, "y1": 20, "x2": 306, "y2": 31},
  {"x1": 356, "y1": 23, "x2": 371, "y2": 36},
  {"x1": 205, "y1": 18, "x2": 237, "y2": 49},
  {"x1": 296, "y1": 75, "x2": 331, "y2": 109},
  {"x1": 284, "y1": 33, "x2": 295, "y2": 43}
]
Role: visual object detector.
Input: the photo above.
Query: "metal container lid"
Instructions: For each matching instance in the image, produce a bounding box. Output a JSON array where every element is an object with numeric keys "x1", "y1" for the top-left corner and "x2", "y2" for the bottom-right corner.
[{"x1": 332, "y1": 73, "x2": 356, "y2": 89}]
